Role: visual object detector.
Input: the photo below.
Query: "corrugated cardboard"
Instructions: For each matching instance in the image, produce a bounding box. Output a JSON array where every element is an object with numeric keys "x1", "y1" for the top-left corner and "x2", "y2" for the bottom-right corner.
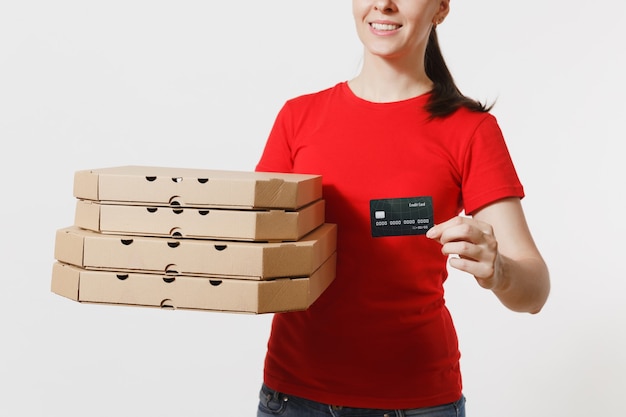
[
  {"x1": 51, "y1": 253, "x2": 336, "y2": 314},
  {"x1": 54, "y1": 224, "x2": 337, "y2": 279},
  {"x1": 74, "y1": 199, "x2": 325, "y2": 241},
  {"x1": 73, "y1": 166, "x2": 322, "y2": 209}
]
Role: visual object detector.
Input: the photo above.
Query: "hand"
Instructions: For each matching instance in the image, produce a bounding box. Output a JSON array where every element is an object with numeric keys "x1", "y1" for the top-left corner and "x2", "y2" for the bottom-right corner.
[
  {"x1": 426, "y1": 216, "x2": 502, "y2": 290},
  {"x1": 426, "y1": 199, "x2": 550, "y2": 313}
]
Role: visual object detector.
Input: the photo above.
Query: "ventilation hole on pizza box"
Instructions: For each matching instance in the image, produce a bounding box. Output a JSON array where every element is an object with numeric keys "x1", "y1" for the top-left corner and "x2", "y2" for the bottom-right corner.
[
  {"x1": 163, "y1": 277, "x2": 176, "y2": 283},
  {"x1": 165, "y1": 265, "x2": 179, "y2": 275},
  {"x1": 172, "y1": 177, "x2": 183, "y2": 183},
  {"x1": 121, "y1": 239, "x2": 134, "y2": 246},
  {"x1": 172, "y1": 208, "x2": 183, "y2": 214},
  {"x1": 197, "y1": 178, "x2": 209, "y2": 184},
  {"x1": 116, "y1": 274, "x2": 129, "y2": 280},
  {"x1": 171, "y1": 229, "x2": 183, "y2": 238},
  {"x1": 147, "y1": 207, "x2": 158, "y2": 213},
  {"x1": 199, "y1": 210, "x2": 210, "y2": 216},
  {"x1": 160, "y1": 299, "x2": 175, "y2": 309},
  {"x1": 145, "y1": 176, "x2": 157, "y2": 182},
  {"x1": 167, "y1": 241, "x2": 180, "y2": 248},
  {"x1": 169, "y1": 197, "x2": 184, "y2": 208},
  {"x1": 209, "y1": 280, "x2": 222, "y2": 286},
  {"x1": 214, "y1": 245, "x2": 227, "y2": 251}
]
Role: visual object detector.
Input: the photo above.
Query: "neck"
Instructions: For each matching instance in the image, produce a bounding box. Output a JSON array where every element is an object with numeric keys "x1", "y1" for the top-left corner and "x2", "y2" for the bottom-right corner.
[{"x1": 349, "y1": 52, "x2": 433, "y2": 103}]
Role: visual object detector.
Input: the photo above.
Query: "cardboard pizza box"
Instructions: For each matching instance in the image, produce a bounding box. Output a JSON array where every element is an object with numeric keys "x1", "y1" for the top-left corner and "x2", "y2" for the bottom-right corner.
[
  {"x1": 73, "y1": 166, "x2": 322, "y2": 209},
  {"x1": 73, "y1": 199, "x2": 325, "y2": 242},
  {"x1": 54, "y1": 224, "x2": 337, "y2": 280},
  {"x1": 51, "y1": 253, "x2": 336, "y2": 314}
]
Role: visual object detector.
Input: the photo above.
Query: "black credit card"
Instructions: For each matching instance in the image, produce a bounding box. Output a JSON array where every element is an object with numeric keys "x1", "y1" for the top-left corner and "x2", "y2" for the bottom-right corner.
[{"x1": 370, "y1": 196, "x2": 434, "y2": 237}]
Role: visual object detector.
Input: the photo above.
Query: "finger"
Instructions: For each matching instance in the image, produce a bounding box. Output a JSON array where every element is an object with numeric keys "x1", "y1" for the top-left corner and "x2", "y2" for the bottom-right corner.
[
  {"x1": 448, "y1": 256, "x2": 496, "y2": 282},
  {"x1": 426, "y1": 216, "x2": 466, "y2": 240},
  {"x1": 440, "y1": 241, "x2": 482, "y2": 261},
  {"x1": 426, "y1": 224, "x2": 443, "y2": 240},
  {"x1": 438, "y1": 221, "x2": 486, "y2": 245}
]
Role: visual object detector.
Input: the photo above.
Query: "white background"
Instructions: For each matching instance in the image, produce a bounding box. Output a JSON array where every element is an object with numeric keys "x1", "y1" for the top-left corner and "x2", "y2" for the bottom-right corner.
[{"x1": 1, "y1": 1, "x2": 625, "y2": 416}]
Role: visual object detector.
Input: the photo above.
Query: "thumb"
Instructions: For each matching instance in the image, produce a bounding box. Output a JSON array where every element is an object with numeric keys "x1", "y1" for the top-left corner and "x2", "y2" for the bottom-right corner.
[{"x1": 426, "y1": 224, "x2": 440, "y2": 240}]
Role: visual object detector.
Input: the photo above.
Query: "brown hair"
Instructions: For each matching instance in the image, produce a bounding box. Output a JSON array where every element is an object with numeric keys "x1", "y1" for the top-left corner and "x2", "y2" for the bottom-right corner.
[{"x1": 424, "y1": 28, "x2": 493, "y2": 117}]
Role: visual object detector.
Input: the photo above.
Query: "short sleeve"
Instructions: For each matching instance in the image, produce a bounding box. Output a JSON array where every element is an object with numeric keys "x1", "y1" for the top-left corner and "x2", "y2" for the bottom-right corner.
[
  {"x1": 255, "y1": 102, "x2": 294, "y2": 173},
  {"x1": 461, "y1": 115, "x2": 525, "y2": 214}
]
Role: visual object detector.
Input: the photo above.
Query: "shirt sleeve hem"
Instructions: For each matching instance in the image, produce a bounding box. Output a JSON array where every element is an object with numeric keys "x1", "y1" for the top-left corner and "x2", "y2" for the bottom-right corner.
[{"x1": 464, "y1": 186, "x2": 525, "y2": 215}]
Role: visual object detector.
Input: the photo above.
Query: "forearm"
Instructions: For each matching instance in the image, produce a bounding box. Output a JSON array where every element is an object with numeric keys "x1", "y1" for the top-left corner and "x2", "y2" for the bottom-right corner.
[{"x1": 490, "y1": 254, "x2": 550, "y2": 314}]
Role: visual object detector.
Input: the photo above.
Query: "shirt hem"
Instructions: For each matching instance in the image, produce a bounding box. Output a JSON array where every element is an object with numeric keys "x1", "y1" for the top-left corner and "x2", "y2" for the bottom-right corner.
[{"x1": 263, "y1": 375, "x2": 463, "y2": 410}]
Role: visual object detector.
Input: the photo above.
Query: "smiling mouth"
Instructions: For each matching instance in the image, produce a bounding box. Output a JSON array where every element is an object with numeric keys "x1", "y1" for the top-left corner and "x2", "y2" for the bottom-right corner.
[{"x1": 370, "y1": 22, "x2": 401, "y2": 31}]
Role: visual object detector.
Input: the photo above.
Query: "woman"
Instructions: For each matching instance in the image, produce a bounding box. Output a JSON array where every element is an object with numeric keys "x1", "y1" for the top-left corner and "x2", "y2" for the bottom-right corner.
[{"x1": 255, "y1": 1, "x2": 550, "y2": 416}]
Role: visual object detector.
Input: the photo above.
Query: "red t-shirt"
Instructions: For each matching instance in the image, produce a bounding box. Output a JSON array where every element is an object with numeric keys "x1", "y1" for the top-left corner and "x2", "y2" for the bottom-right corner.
[{"x1": 256, "y1": 82, "x2": 524, "y2": 409}]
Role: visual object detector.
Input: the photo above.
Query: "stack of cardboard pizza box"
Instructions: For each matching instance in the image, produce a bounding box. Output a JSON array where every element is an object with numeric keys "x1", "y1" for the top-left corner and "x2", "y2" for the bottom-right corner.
[{"x1": 51, "y1": 166, "x2": 336, "y2": 314}]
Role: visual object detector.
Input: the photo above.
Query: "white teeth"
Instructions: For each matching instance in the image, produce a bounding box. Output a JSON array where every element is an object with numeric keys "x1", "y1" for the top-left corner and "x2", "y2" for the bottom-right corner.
[{"x1": 371, "y1": 23, "x2": 400, "y2": 31}]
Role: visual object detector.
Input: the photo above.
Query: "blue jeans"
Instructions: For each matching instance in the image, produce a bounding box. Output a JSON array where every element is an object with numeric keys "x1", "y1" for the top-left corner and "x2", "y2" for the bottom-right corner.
[{"x1": 257, "y1": 384, "x2": 466, "y2": 417}]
